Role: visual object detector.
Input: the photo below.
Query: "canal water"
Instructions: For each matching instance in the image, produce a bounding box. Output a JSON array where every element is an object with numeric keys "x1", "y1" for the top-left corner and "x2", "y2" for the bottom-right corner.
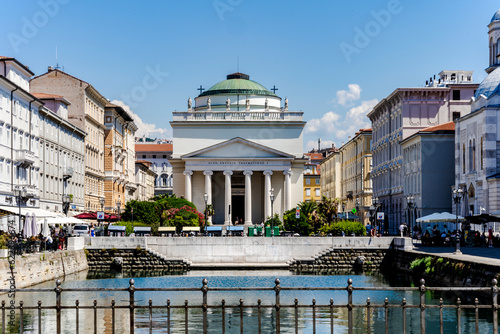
[{"x1": 4, "y1": 270, "x2": 497, "y2": 333}]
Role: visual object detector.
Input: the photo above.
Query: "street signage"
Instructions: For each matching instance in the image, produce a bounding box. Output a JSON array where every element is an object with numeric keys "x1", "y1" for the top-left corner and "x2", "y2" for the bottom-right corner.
[
  {"x1": 97, "y1": 211, "x2": 104, "y2": 220},
  {"x1": 377, "y1": 212, "x2": 385, "y2": 220},
  {"x1": 296, "y1": 206, "x2": 300, "y2": 219}
]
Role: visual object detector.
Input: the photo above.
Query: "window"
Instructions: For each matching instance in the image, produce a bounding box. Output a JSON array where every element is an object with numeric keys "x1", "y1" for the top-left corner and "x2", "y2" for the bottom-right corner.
[
  {"x1": 315, "y1": 188, "x2": 320, "y2": 197},
  {"x1": 315, "y1": 178, "x2": 320, "y2": 185},
  {"x1": 462, "y1": 144, "x2": 466, "y2": 174},
  {"x1": 306, "y1": 178, "x2": 311, "y2": 185},
  {"x1": 163, "y1": 155, "x2": 167, "y2": 159},
  {"x1": 481, "y1": 137, "x2": 484, "y2": 170},
  {"x1": 452, "y1": 112, "x2": 460, "y2": 122},
  {"x1": 452, "y1": 90, "x2": 461, "y2": 100},
  {"x1": 142, "y1": 155, "x2": 146, "y2": 159},
  {"x1": 306, "y1": 188, "x2": 311, "y2": 196},
  {"x1": 152, "y1": 155, "x2": 156, "y2": 158},
  {"x1": 472, "y1": 139, "x2": 476, "y2": 171}
]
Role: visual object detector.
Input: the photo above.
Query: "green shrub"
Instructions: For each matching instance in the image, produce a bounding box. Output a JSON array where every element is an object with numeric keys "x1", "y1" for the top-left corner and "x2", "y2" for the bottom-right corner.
[
  {"x1": 114, "y1": 221, "x2": 153, "y2": 235},
  {"x1": 320, "y1": 220, "x2": 367, "y2": 236}
]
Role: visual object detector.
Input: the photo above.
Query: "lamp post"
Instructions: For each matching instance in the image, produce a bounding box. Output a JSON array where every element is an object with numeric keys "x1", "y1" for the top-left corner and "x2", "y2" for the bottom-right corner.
[
  {"x1": 355, "y1": 199, "x2": 360, "y2": 222},
  {"x1": 342, "y1": 202, "x2": 346, "y2": 220},
  {"x1": 270, "y1": 188, "x2": 275, "y2": 237},
  {"x1": 204, "y1": 193, "x2": 208, "y2": 235},
  {"x1": 62, "y1": 194, "x2": 71, "y2": 217},
  {"x1": 406, "y1": 196, "x2": 415, "y2": 237},
  {"x1": 372, "y1": 197, "x2": 380, "y2": 235},
  {"x1": 99, "y1": 197, "x2": 105, "y2": 234},
  {"x1": 116, "y1": 200, "x2": 121, "y2": 221},
  {"x1": 453, "y1": 187, "x2": 463, "y2": 254},
  {"x1": 13, "y1": 187, "x2": 27, "y2": 235}
]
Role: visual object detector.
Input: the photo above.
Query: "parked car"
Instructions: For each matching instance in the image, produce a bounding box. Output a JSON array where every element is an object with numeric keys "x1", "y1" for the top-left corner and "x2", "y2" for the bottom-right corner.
[{"x1": 71, "y1": 225, "x2": 89, "y2": 237}]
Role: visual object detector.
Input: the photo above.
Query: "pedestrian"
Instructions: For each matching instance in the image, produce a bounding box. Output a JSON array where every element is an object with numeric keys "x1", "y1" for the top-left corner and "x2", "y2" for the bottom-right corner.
[{"x1": 488, "y1": 228, "x2": 494, "y2": 247}]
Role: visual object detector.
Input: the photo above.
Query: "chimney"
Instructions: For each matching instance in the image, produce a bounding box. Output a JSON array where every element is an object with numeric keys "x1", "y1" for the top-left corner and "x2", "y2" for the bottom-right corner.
[{"x1": 48, "y1": 66, "x2": 54, "y2": 71}]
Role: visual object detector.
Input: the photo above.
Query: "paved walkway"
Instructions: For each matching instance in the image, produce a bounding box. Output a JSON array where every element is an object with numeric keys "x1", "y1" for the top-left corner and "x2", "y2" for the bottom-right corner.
[{"x1": 411, "y1": 244, "x2": 500, "y2": 267}]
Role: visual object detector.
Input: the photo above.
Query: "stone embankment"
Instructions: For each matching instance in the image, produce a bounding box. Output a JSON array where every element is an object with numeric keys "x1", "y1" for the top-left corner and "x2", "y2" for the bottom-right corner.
[
  {"x1": 289, "y1": 249, "x2": 388, "y2": 272},
  {"x1": 0, "y1": 249, "x2": 88, "y2": 290},
  {"x1": 85, "y1": 247, "x2": 190, "y2": 273}
]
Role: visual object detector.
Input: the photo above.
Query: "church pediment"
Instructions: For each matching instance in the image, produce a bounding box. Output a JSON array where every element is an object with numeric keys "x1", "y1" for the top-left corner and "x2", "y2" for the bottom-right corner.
[{"x1": 182, "y1": 137, "x2": 294, "y2": 159}]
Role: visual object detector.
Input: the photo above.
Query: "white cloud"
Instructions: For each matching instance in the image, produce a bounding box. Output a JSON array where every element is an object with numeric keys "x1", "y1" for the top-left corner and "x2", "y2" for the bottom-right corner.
[
  {"x1": 111, "y1": 100, "x2": 172, "y2": 139},
  {"x1": 306, "y1": 139, "x2": 335, "y2": 151},
  {"x1": 305, "y1": 111, "x2": 341, "y2": 134},
  {"x1": 335, "y1": 99, "x2": 378, "y2": 140},
  {"x1": 336, "y1": 84, "x2": 361, "y2": 106}
]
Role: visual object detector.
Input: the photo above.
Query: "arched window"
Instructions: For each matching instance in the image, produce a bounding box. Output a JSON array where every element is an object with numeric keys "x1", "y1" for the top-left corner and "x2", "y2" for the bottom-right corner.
[
  {"x1": 490, "y1": 37, "x2": 494, "y2": 65},
  {"x1": 481, "y1": 137, "x2": 484, "y2": 170},
  {"x1": 497, "y1": 38, "x2": 500, "y2": 64},
  {"x1": 472, "y1": 138, "x2": 476, "y2": 171},
  {"x1": 462, "y1": 144, "x2": 466, "y2": 174},
  {"x1": 468, "y1": 140, "x2": 473, "y2": 172},
  {"x1": 161, "y1": 174, "x2": 168, "y2": 187}
]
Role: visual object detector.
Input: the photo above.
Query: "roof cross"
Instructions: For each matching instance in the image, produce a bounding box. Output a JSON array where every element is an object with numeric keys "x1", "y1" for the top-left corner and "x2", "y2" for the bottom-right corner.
[
  {"x1": 197, "y1": 85, "x2": 205, "y2": 94},
  {"x1": 270, "y1": 85, "x2": 278, "y2": 94}
]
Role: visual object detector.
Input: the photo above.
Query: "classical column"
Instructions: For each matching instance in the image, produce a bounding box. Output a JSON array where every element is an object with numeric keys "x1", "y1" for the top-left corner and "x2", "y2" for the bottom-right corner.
[
  {"x1": 243, "y1": 170, "x2": 253, "y2": 225},
  {"x1": 183, "y1": 170, "x2": 193, "y2": 202},
  {"x1": 263, "y1": 170, "x2": 273, "y2": 219},
  {"x1": 204, "y1": 170, "x2": 213, "y2": 223},
  {"x1": 223, "y1": 170, "x2": 233, "y2": 225},
  {"x1": 284, "y1": 169, "x2": 292, "y2": 211}
]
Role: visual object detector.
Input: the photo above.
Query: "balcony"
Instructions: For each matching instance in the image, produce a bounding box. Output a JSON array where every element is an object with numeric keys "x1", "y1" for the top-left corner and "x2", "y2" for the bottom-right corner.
[
  {"x1": 63, "y1": 167, "x2": 74, "y2": 179},
  {"x1": 16, "y1": 150, "x2": 35, "y2": 167},
  {"x1": 14, "y1": 184, "x2": 39, "y2": 198}
]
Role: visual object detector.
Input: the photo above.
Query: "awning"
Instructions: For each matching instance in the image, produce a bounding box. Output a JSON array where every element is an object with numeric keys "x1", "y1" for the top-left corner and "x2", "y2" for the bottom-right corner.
[
  {"x1": 227, "y1": 226, "x2": 244, "y2": 231},
  {"x1": 134, "y1": 227, "x2": 151, "y2": 232},
  {"x1": 0, "y1": 205, "x2": 64, "y2": 218},
  {"x1": 206, "y1": 226, "x2": 222, "y2": 232},
  {"x1": 37, "y1": 217, "x2": 86, "y2": 226},
  {"x1": 182, "y1": 226, "x2": 200, "y2": 232},
  {"x1": 158, "y1": 227, "x2": 176, "y2": 232},
  {"x1": 108, "y1": 225, "x2": 126, "y2": 232}
]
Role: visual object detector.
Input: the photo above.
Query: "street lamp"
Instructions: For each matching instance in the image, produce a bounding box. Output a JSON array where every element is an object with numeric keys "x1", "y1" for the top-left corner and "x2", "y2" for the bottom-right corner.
[
  {"x1": 116, "y1": 199, "x2": 121, "y2": 221},
  {"x1": 453, "y1": 187, "x2": 464, "y2": 255},
  {"x1": 270, "y1": 188, "x2": 275, "y2": 237},
  {"x1": 355, "y1": 199, "x2": 360, "y2": 222},
  {"x1": 372, "y1": 197, "x2": 380, "y2": 235},
  {"x1": 204, "y1": 193, "x2": 208, "y2": 235},
  {"x1": 342, "y1": 202, "x2": 346, "y2": 220},
  {"x1": 99, "y1": 197, "x2": 105, "y2": 233},
  {"x1": 406, "y1": 195, "x2": 415, "y2": 237},
  {"x1": 13, "y1": 187, "x2": 27, "y2": 235},
  {"x1": 62, "y1": 194, "x2": 71, "y2": 217}
]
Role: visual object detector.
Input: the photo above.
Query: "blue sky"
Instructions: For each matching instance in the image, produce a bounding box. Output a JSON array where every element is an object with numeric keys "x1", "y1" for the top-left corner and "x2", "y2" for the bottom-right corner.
[{"x1": 1, "y1": 0, "x2": 498, "y2": 151}]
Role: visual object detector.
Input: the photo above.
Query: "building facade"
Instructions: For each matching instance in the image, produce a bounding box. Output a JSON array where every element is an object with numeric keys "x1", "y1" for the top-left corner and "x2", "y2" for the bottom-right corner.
[
  {"x1": 31, "y1": 68, "x2": 107, "y2": 212},
  {"x1": 135, "y1": 160, "x2": 156, "y2": 201},
  {"x1": 368, "y1": 73, "x2": 478, "y2": 234},
  {"x1": 401, "y1": 122, "x2": 456, "y2": 230},
  {"x1": 455, "y1": 9, "x2": 500, "y2": 218},
  {"x1": 0, "y1": 57, "x2": 43, "y2": 231},
  {"x1": 170, "y1": 73, "x2": 306, "y2": 229},
  {"x1": 320, "y1": 149, "x2": 340, "y2": 201},
  {"x1": 104, "y1": 103, "x2": 137, "y2": 213},
  {"x1": 34, "y1": 93, "x2": 86, "y2": 215},
  {"x1": 303, "y1": 152, "x2": 322, "y2": 203},
  {"x1": 135, "y1": 140, "x2": 174, "y2": 196}
]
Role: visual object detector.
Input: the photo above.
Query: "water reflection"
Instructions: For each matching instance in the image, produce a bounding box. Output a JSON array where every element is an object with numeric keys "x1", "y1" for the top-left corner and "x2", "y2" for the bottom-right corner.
[{"x1": 2, "y1": 270, "x2": 497, "y2": 333}]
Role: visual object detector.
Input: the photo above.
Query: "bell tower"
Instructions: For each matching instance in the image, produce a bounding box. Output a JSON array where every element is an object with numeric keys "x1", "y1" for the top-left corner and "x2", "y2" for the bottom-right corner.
[{"x1": 486, "y1": 9, "x2": 500, "y2": 74}]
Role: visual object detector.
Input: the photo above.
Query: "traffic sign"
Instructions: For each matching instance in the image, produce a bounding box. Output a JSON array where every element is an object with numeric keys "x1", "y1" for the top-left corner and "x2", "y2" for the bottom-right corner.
[
  {"x1": 296, "y1": 206, "x2": 300, "y2": 219},
  {"x1": 97, "y1": 211, "x2": 104, "y2": 220},
  {"x1": 377, "y1": 212, "x2": 385, "y2": 220}
]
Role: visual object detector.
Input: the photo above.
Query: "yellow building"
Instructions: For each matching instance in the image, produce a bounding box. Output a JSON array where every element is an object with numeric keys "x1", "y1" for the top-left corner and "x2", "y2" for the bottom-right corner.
[{"x1": 303, "y1": 153, "x2": 323, "y2": 203}]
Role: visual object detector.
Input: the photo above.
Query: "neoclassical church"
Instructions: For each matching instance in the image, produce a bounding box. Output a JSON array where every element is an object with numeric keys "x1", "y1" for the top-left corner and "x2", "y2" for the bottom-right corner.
[
  {"x1": 455, "y1": 9, "x2": 500, "y2": 216},
  {"x1": 170, "y1": 73, "x2": 306, "y2": 228}
]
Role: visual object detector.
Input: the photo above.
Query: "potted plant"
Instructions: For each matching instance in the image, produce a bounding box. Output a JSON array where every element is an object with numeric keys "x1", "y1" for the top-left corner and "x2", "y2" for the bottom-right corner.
[{"x1": 0, "y1": 234, "x2": 10, "y2": 258}]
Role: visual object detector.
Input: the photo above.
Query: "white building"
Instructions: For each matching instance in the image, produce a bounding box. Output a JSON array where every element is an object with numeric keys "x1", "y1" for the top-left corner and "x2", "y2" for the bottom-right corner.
[
  {"x1": 170, "y1": 73, "x2": 306, "y2": 229},
  {"x1": 33, "y1": 93, "x2": 86, "y2": 215},
  {"x1": 0, "y1": 57, "x2": 44, "y2": 231},
  {"x1": 135, "y1": 160, "x2": 156, "y2": 201},
  {"x1": 368, "y1": 71, "x2": 478, "y2": 234},
  {"x1": 455, "y1": 9, "x2": 500, "y2": 218},
  {"x1": 135, "y1": 140, "x2": 173, "y2": 196}
]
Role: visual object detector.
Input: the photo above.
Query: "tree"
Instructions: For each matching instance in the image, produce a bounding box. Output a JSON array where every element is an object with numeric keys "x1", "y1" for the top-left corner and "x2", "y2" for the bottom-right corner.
[
  {"x1": 317, "y1": 196, "x2": 338, "y2": 225},
  {"x1": 299, "y1": 201, "x2": 322, "y2": 234}
]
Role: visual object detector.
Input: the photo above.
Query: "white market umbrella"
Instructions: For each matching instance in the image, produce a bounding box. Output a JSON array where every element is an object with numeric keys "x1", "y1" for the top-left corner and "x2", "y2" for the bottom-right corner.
[
  {"x1": 42, "y1": 218, "x2": 50, "y2": 238},
  {"x1": 23, "y1": 213, "x2": 32, "y2": 238},
  {"x1": 416, "y1": 212, "x2": 465, "y2": 223},
  {"x1": 31, "y1": 213, "x2": 38, "y2": 237}
]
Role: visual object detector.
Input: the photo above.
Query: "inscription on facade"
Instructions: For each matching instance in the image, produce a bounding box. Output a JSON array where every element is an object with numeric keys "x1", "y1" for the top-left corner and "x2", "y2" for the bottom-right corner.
[{"x1": 207, "y1": 161, "x2": 271, "y2": 166}]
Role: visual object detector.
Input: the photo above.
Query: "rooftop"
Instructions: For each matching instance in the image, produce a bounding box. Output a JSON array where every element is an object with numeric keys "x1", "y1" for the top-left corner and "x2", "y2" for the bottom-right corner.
[
  {"x1": 135, "y1": 143, "x2": 173, "y2": 153},
  {"x1": 199, "y1": 73, "x2": 277, "y2": 98}
]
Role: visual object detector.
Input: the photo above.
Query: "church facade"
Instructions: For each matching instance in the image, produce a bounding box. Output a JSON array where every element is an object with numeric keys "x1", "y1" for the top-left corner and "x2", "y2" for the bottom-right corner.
[{"x1": 170, "y1": 73, "x2": 306, "y2": 228}]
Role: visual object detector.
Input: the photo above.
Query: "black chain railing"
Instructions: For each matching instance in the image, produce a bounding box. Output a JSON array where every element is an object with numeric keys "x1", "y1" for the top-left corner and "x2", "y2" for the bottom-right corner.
[{"x1": 0, "y1": 277, "x2": 498, "y2": 333}]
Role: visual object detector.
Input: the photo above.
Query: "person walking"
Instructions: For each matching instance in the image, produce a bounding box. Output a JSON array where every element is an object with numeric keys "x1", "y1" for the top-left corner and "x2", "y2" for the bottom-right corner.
[{"x1": 488, "y1": 228, "x2": 494, "y2": 247}]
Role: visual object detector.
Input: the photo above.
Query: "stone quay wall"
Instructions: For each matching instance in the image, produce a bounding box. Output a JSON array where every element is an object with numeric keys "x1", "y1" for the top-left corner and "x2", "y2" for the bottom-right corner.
[
  {"x1": 85, "y1": 236, "x2": 408, "y2": 265},
  {"x1": 86, "y1": 248, "x2": 189, "y2": 272},
  {"x1": 289, "y1": 249, "x2": 389, "y2": 272},
  {"x1": 0, "y1": 250, "x2": 88, "y2": 290}
]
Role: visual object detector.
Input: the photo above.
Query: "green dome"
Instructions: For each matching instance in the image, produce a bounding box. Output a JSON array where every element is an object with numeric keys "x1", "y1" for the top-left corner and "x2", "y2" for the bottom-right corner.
[{"x1": 199, "y1": 73, "x2": 277, "y2": 97}]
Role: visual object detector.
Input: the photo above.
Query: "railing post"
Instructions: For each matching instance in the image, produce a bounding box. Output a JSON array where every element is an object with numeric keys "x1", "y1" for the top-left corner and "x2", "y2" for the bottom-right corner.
[
  {"x1": 184, "y1": 299, "x2": 189, "y2": 334},
  {"x1": 439, "y1": 298, "x2": 443, "y2": 334},
  {"x1": 474, "y1": 298, "x2": 479, "y2": 334},
  {"x1": 274, "y1": 278, "x2": 281, "y2": 334},
  {"x1": 492, "y1": 279, "x2": 498, "y2": 334},
  {"x1": 366, "y1": 298, "x2": 371, "y2": 334},
  {"x1": 202, "y1": 279, "x2": 208, "y2": 334},
  {"x1": 457, "y1": 298, "x2": 461, "y2": 334},
  {"x1": 111, "y1": 300, "x2": 116, "y2": 334},
  {"x1": 55, "y1": 279, "x2": 62, "y2": 334},
  {"x1": 93, "y1": 300, "x2": 98, "y2": 334},
  {"x1": 37, "y1": 301, "x2": 42, "y2": 334},
  {"x1": 19, "y1": 301, "x2": 23, "y2": 334},
  {"x1": 129, "y1": 279, "x2": 135, "y2": 334},
  {"x1": 258, "y1": 299, "x2": 262, "y2": 334},
  {"x1": 221, "y1": 299, "x2": 226, "y2": 334},
  {"x1": 1, "y1": 300, "x2": 5, "y2": 334},
  {"x1": 294, "y1": 298, "x2": 298, "y2": 334},
  {"x1": 347, "y1": 278, "x2": 353, "y2": 334},
  {"x1": 149, "y1": 299, "x2": 153, "y2": 334},
  {"x1": 330, "y1": 298, "x2": 334, "y2": 334},
  {"x1": 239, "y1": 299, "x2": 244, "y2": 334},
  {"x1": 167, "y1": 299, "x2": 171, "y2": 334},
  {"x1": 419, "y1": 278, "x2": 426, "y2": 334},
  {"x1": 384, "y1": 298, "x2": 389, "y2": 334},
  {"x1": 312, "y1": 298, "x2": 316, "y2": 333},
  {"x1": 75, "y1": 300, "x2": 79, "y2": 334},
  {"x1": 402, "y1": 298, "x2": 406, "y2": 334}
]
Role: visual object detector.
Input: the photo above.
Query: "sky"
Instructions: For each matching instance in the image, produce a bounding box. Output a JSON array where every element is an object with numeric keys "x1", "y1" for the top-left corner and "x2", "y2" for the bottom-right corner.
[{"x1": 1, "y1": 0, "x2": 499, "y2": 151}]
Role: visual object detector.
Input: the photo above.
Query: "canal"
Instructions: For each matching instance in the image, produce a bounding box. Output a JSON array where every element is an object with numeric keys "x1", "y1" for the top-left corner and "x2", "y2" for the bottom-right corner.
[{"x1": 5, "y1": 269, "x2": 497, "y2": 333}]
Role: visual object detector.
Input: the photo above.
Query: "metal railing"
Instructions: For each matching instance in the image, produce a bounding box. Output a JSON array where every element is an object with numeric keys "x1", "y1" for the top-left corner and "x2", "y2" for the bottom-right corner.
[{"x1": 0, "y1": 278, "x2": 498, "y2": 333}]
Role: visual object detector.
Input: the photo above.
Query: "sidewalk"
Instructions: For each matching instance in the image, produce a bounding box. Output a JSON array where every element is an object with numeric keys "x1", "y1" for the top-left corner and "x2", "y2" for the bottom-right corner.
[{"x1": 412, "y1": 244, "x2": 500, "y2": 267}]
